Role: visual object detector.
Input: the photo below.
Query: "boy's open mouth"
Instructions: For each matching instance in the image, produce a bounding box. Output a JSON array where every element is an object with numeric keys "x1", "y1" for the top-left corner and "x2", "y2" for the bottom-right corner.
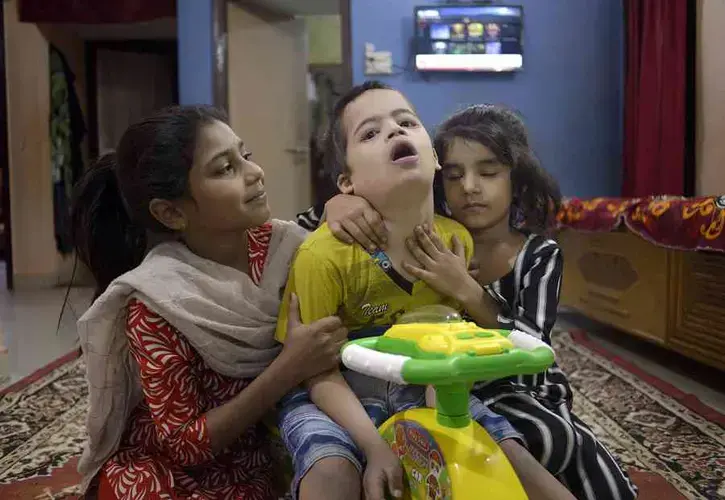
[{"x1": 390, "y1": 141, "x2": 419, "y2": 165}]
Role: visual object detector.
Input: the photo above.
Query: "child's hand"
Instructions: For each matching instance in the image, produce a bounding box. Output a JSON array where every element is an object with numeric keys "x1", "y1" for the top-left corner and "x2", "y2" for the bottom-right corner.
[
  {"x1": 325, "y1": 194, "x2": 388, "y2": 251},
  {"x1": 281, "y1": 294, "x2": 348, "y2": 382},
  {"x1": 403, "y1": 226, "x2": 483, "y2": 307},
  {"x1": 363, "y1": 443, "x2": 404, "y2": 500}
]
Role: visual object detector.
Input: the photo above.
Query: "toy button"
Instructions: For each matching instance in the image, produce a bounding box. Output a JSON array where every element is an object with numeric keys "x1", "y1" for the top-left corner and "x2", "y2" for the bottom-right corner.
[
  {"x1": 419, "y1": 335, "x2": 453, "y2": 355},
  {"x1": 475, "y1": 331, "x2": 493, "y2": 338},
  {"x1": 471, "y1": 343, "x2": 503, "y2": 355},
  {"x1": 456, "y1": 332, "x2": 474, "y2": 340}
]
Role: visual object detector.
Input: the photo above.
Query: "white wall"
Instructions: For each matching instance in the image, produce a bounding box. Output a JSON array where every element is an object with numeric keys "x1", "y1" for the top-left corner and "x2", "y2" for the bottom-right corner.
[{"x1": 696, "y1": 0, "x2": 725, "y2": 196}]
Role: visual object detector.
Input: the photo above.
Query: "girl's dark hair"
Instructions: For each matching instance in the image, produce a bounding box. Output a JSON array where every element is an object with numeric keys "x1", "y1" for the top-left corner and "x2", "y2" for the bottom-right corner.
[
  {"x1": 71, "y1": 104, "x2": 228, "y2": 299},
  {"x1": 433, "y1": 104, "x2": 561, "y2": 234},
  {"x1": 322, "y1": 80, "x2": 394, "y2": 181}
]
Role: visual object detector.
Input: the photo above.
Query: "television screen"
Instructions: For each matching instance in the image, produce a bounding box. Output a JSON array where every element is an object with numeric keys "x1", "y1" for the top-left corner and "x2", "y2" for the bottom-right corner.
[{"x1": 414, "y1": 4, "x2": 523, "y2": 72}]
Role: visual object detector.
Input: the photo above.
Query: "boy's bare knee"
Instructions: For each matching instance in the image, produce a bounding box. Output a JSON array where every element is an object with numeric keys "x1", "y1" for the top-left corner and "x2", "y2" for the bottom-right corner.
[
  {"x1": 300, "y1": 457, "x2": 361, "y2": 500},
  {"x1": 309, "y1": 456, "x2": 359, "y2": 480}
]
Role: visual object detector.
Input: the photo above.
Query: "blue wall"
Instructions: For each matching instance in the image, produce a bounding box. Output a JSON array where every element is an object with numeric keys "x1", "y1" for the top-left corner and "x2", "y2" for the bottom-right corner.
[
  {"x1": 177, "y1": 0, "x2": 214, "y2": 105},
  {"x1": 350, "y1": 1, "x2": 624, "y2": 197}
]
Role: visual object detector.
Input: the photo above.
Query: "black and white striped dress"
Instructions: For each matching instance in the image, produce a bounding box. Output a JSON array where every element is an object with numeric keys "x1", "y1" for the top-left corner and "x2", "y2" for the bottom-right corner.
[
  {"x1": 296, "y1": 205, "x2": 323, "y2": 232},
  {"x1": 476, "y1": 233, "x2": 571, "y2": 402},
  {"x1": 473, "y1": 234, "x2": 638, "y2": 500}
]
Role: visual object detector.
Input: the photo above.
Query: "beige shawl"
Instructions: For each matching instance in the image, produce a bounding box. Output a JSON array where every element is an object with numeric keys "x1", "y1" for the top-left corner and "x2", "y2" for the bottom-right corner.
[{"x1": 76, "y1": 219, "x2": 307, "y2": 491}]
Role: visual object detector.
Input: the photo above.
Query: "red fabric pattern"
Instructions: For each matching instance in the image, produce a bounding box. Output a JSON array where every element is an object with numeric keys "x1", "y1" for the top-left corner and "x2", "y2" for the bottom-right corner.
[
  {"x1": 556, "y1": 197, "x2": 638, "y2": 232},
  {"x1": 100, "y1": 224, "x2": 277, "y2": 500},
  {"x1": 625, "y1": 197, "x2": 725, "y2": 252},
  {"x1": 557, "y1": 196, "x2": 725, "y2": 253},
  {"x1": 248, "y1": 224, "x2": 272, "y2": 286},
  {"x1": 622, "y1": 0, "x2": 688, "y2": 197}
]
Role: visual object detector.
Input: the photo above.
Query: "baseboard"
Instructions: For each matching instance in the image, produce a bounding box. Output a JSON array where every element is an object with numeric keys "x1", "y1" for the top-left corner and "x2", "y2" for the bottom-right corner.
[
  {"x1": 56, "y1": 257, "x2": 95, "y2": 287},
  {"x1": 12, "y1": 272, "x2": 59, "y2": 290},
  {"x1": 12, "y1": 271, "x2": 94, "y2": 290},
  {"x1": 0, "y1": 345, "x2": 8, "y2": 388},
  {"x1": 12, "y1": 256, "x2": 95, "y2": 290}
]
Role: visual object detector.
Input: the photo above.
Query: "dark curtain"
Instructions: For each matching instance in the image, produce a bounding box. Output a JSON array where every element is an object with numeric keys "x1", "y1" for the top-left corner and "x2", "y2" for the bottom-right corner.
[
  {"x1": 19, "y1": 0, "x2": 175, "y2": 24},
  {"x1": 622, "y1": 0, "x2": 689, "y2": 197}
]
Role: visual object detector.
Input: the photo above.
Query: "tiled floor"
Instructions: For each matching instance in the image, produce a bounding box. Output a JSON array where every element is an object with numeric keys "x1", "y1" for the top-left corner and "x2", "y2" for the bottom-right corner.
[
  {"x1": 1, "y1": 284, "x2": 724, "y2": 416},
  {"x1": 0, "y1": 281, "x2": 93, "y2": 389}
]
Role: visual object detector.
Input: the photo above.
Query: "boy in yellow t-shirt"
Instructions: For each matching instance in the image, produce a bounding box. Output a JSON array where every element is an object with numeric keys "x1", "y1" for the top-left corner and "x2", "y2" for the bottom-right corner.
[
  {"x1": 275, "y1": 215, "x2": 470, "y2": 338},
  {"x1": 275, "y1": 82, "x2": 523, "y2": 500}
]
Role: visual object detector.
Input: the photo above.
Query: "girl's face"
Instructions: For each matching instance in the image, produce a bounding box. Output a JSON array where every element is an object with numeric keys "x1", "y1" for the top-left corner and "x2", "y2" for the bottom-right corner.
[
  {"x1": 441, "y1": 137, "x2": 512, "y2": 232},
  {"x1": 178, "y1": 120, "x2": 271, "y2": 232}
]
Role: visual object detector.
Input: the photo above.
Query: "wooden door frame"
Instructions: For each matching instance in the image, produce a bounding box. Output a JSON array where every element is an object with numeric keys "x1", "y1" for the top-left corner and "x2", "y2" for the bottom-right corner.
[
  {"x1": 0, "y1": 2, "x2": 13, "y2": 291},
  {"x1": 85, "y1": 39, "x2": 179, "y2": 159},
  {"x1": 212, "y1": 0, "x2": 228, "y2": 112},
  {"x1": 683, "y1": 0, "x2": 697, "y2": 197}
]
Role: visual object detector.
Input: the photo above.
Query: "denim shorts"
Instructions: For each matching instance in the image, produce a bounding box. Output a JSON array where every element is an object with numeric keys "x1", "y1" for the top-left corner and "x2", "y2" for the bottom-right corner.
[{"x1": 277, "y1": 371, "x2": 522, "y2": 498}]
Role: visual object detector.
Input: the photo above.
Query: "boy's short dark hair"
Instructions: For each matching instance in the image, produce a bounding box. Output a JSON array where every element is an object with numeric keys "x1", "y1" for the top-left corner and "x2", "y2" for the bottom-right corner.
[{"x1": 322, "y1": 80, "x2": 394, "y2": 181}]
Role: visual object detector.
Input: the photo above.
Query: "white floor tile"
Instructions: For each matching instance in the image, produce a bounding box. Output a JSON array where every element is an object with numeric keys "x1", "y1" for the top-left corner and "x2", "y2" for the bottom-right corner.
[{"x1": 0, "y1": 283, "x2": 92, "y2": 390}]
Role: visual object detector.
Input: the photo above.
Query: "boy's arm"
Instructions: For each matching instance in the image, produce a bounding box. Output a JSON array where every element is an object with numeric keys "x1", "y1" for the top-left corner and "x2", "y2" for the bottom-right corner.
[
  {"x1": 276, "y1": 248, "x2": 387, "y2": 454},
  {"x1": 306, "y1": 370, "x2": 390, "y2": 456}
]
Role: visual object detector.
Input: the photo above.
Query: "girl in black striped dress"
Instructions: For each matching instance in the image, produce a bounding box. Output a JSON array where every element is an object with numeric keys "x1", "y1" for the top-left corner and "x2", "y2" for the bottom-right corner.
[
  {"x1": 302, "y1": 105, "x2": 638, "y2": 500},
  {"x1": 404, "y1": 105, "x2": 637, "y2": 500}
]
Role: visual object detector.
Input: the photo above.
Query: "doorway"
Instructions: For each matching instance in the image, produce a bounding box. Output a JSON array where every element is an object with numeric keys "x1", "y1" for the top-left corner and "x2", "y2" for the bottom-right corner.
[
  {"x1": 86, "y1": 40, "x2": 178, "y2": 158},
  {"x1": 227, "y1": 3, "x2": 312, "y2": 221}
]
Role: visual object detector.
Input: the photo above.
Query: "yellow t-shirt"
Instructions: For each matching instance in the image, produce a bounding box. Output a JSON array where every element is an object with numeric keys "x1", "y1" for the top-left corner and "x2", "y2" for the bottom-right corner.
[{"x1": 275, "y1": 215, "x2": 474, "y2": 341}]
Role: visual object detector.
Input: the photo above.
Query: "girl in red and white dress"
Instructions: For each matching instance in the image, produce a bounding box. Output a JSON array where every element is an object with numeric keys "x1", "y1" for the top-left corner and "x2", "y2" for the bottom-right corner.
[{"x1": 71, "y1": 105, "x2": 349, "y2": 500}]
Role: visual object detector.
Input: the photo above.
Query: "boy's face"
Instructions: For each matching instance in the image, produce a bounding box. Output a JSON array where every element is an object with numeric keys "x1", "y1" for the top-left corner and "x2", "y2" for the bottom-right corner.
[{"x1": 338, "y1": 89, "x2": 438, "y2": 208}]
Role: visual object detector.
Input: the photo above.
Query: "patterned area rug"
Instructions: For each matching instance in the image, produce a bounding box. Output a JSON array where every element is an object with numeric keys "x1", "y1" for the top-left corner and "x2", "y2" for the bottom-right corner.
[
  {"x1": 556, "y1": 331, "x2": 725, "y2": 499},
  {"x1": 0, "y1": 331, "x2": 723, "y2": 499},
  {"x1": 0, "y1": 351, "x2": 86, "y2": 499}
]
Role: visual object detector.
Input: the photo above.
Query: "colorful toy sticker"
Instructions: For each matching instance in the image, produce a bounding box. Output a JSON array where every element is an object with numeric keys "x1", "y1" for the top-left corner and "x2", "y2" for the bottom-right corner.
[{"x1": 382, "y1": 420, "x2": 452, "y2": 499}]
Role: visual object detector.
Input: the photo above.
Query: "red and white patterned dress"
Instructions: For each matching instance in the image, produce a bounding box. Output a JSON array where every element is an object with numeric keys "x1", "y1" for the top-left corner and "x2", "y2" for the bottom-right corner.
[{"x1": 98, "y1": 224, "x2": 277, "y2": 500}]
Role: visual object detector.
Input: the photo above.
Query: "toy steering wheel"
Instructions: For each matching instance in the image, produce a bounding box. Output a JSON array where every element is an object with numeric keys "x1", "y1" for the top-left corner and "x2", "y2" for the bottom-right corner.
[
  {"x1": 341, "y1": 306, "x2": 555, "y2": 427},
  {"x1": 341, "y1": 310, "x2": 553, "y2": 386},
  {"x1": 342, "y1": 331, "x2": 553, "y2": 385}
]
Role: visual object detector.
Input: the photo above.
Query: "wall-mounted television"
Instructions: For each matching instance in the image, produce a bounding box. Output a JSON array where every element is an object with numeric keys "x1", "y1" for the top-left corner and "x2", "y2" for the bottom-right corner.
[{"x1": 414, "y1": 4, "x2": 523, "y2": 72}]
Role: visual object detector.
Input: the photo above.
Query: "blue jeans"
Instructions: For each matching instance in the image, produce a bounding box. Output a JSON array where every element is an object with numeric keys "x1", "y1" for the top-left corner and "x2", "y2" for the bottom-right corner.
[{"x1": 277, "y1": 371, "x2": 522, "y2": 498}]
